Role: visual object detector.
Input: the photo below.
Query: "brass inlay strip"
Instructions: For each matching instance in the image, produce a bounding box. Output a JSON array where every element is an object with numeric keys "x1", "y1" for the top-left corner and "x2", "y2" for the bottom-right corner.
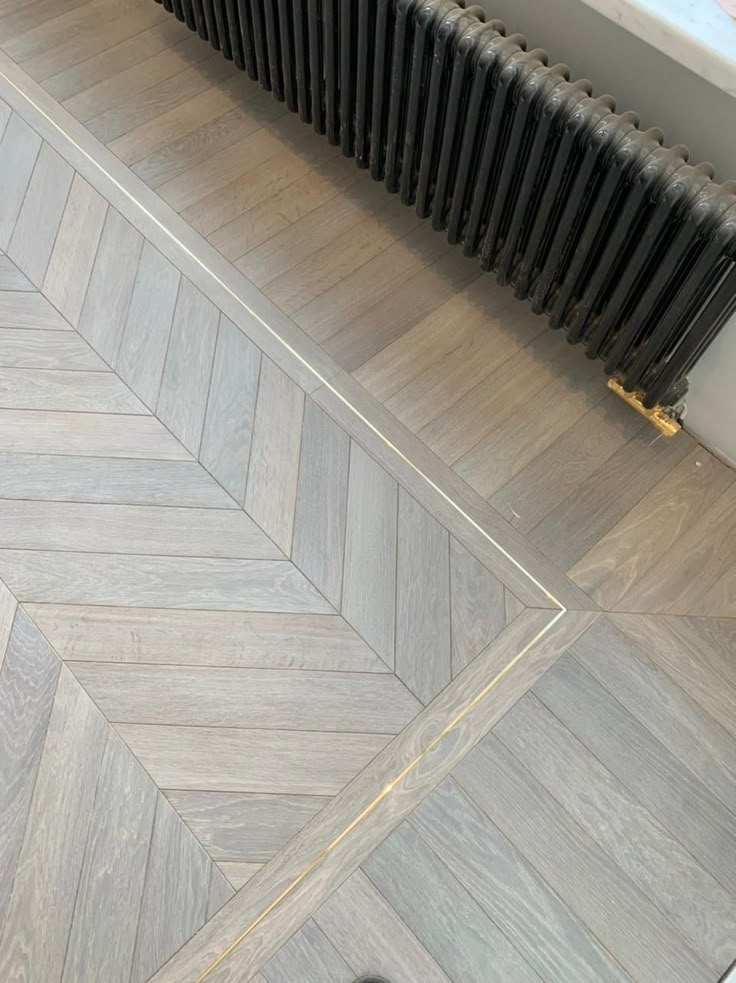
[{"x1": 0, "y1": 62, "x2": 570, "y2": 983}]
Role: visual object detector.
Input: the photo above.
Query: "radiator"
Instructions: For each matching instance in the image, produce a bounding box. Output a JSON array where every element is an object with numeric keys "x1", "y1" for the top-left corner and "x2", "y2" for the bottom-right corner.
[{"x1": 157, "y1": 0, "x2": 736, "y2": 413}]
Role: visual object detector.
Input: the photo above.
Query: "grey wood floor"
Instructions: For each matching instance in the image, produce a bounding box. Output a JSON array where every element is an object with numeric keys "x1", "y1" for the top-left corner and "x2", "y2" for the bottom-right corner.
[{"x1": 0, "y1": 11, "x2": 735, "y2": 983}]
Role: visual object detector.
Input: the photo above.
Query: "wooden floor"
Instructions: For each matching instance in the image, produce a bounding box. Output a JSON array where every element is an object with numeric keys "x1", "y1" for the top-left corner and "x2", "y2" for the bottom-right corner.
[{"x1": 0, "y1": 4, "x2": 735, "y2": 982}]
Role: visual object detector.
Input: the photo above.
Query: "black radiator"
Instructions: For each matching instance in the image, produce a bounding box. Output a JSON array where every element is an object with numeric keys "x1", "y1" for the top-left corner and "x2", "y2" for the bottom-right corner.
[{"x1": 156, "y1": 0, "x2": 736, "y2": 411}]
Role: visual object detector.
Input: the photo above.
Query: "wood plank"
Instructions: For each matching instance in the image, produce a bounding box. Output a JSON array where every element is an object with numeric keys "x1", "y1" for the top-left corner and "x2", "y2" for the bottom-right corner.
[
  {"x1": 0, "y1": 254, "x2": 33, "y2": 290},
  {"x1": 0, "y1": 327, "x2": 107, "y2": 369},
  {"x1": 0, "y1": 665, "x2": 107, "y2": 983},
  {"x1": 364, "y1": 823, "x2": 540, "y2": 983},
  {"x1": 157, "y1": 277, "x2": 219, "y2": 454},
  {"x1": 63, "y1": 35, "x2": 210, "y2": 123},
  {"x1": 77, "y1": 207, "x2": 144, "y2": 364},
  {"x1": 0, "y1": 579, "x2": 15, "y2": 671},
  {"x1": 69, "y1": 662, "x2": 420, "y2": 731},
  {"x1": 200, "y1": 316, "x2": 261, "y2": 503},
  {"x1": 496, "y1": 692, "x2": 736, "y2": 972},
  {"x1": 529, "y1": 427, "x2": 695, "y2": 571},
  {"x1": 0, "y1": 609, "x2": 60, "y2": 934},
  {"x1": 0, "y1": 452, "x2": 234, "y2": 507},
  {"x1": 454, "y1": 735, "x2": 711, "y2": 983},
  {"x1": 0, "y1": 551, "x2": 334, "y2": 611},
  {"x1": 3, "y1": 0, "x2": 126, "y2": 60},
  {"x1": 574, "y1": 616, "x2": 736, "y2": 812},
  {"x1": 63, "y1": 733, "x2": 157, "y2": 983},
  {"x1": 244, "y1": 357, "x2": 305, "y2": 554},
  {"x1": 0, "y1": 366, "x2": 146, "y2": 412},
  {"x1": 315, "y1": 869, "x2": 453, "y2": 983},
  {"x1": 263, "y1": 192, "x2": 419, "y2": 315},
  {"x1": 341, "y1": 442, "x2": 397, "y2": 668},
  {"x1": 86, "y1": 54, "x2": 235, "y2": 144},
  {"x1": 207, "y1": 865, "x2": 234, "y2": 920},
  {"x1": 164, "y1": 790, "x2": 328, "y2": 862},
  {"x1": 7, "y1": 141, "x2": 73, "y2": 286},
  {"x1": 609, "y1": 613, "x2": 736, "y2": 743},
  {"x1": 28, "y1": 605, "x2": 386, "y2": 672},
  {"x1": 0, "y1": 114, "x2": 41, "y2": 251},
  {"x1": 568, "y1": 448, "x2": 734, "y2": 608},
  {"x1": 292, "y1": 400, "x2": 349, "y2": 607},
  {"x1": 294, "y1": 224, "x2": 448, "y2": 344},
  {"x1": 43, "y1": 17, "x2": 191, "y2": 101},
  {"x1": 42, "y1": 172, "x2": 107, "y2": 324},
  {"x1": 418, "y1": 329, "x2": 584, "y2": 466},
  {"x1": 699, "y1": 562, "x2": 736, "y2": 618},
  {"x1": 130, "y1": 796, "x2": 211, "y2": 983},
  {"x1": 116, "y1": 240, "x2": 180, "y2": 409},
  {"x1": 218, "y1": 862, "x2": 262, "y2": 889},
  {"x1": 534, "y1": 655, "x2": 736, "y2": 891},
  {"x1": 0, "y1": 409, "x2": 191, "y2": 458},
  {"x1": 234, "y1": 180, "x2": 366, "y2": 285},
  {"x1": 455, "y1": 357, "x2": 607, "y2": 499},
  {"x1": 396, "y1": 490, "x2": 451, "y2": 704},
  {"x1": 324, "y1": 248, "x2": 480, "y2": 372},
  {"x1": 261, "y1": 921, "x2": 353, "y2": 983},
  {"x1": 118, "y1": 723, "x2": 390, "y2": 795},
  {"x1": 0, "y1": 500, "x2": 280, "y2": 558},
  {"x1": 145, "y1": 611, "x2": 594, "y2": 982},
  {"x1": 0, "y1": 0, "x2": 94, "y2": 47},
  {"x1": 220, "y1": 159, "x2": 358, "y2": 264},
  {"x1": 0, "y1": 290, "x2": 71, "y2": 330},
  {"x1": 410, "y1": 778, "x2": 627, "y2": 983},
  {"x1": 450, "y1": 537, "x2": 506, "y2": 677},
  {"x1": 489, "y1": 393, "x2": 645, "y2": 533},
  {"x1": 130, "y1": 84, "x2": 285, "y2": 184},
  {"x1": 617, "y1": 482, "x2": 736, "y2": 615}
]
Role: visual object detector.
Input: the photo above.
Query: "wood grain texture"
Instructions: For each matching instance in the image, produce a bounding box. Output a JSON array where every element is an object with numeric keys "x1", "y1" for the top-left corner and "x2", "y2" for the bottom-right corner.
[
  {"x1": 27, "y1": 604, "x2": 386, "y2": 671},
  {"x1": 496, "y1": 692, "x2": 736, "y2": 971},
  {"x1": 0, "y1": 551, "x2": 334, "y2": 611},
  {"x1": 0, "y1": 609, "x2": 60, "y2": 934},
  {"x1": 118, "y1": 723, "x2": 390, "y2": 795},
  {"x1": 568, "y1": 448, "x2": 734, "y2": 608},
  {"x1": 0, "y1": 452, "x2": 234, "y2": 506},
  {"x1": 608, "y1": 613, "x2": 736, "y2": 745},
  {"x1": 244, "y1": 357, "x2": 305, "y2": 554},
  {"x1": 0, "y1": 665, "x2": 107, "y2": 983},
  {"x1": 573, "y1": 616, "x2": 736, "y2": 812},
  {"x1": 200, "y1": 315, "x2": 261, "y2": 503},
  {"x1": 116, "y1": 240, "x2": 180, "y2": 408},
  {"x1": 0, "y1": 290, "x2": 71, "y2": 329},
  {"x1": 218, "y1": 862, "x2": 263, "y2": 889},
  {"x1": 130, "y1": 795, "x2": 211, "y2": 983},
  {"x1": 7, "y1": 140, "x2": 73, "y2": 286},
  {"x1": 69, "y1": 662, "x2": 421, "y2": 732},
  {"x1": 0, "y1": 408, "x2": 191, "y2": 458},
  {"x1": 151, "y1": 611, "x2": 594, "y2": 982},
  {"x1": 77, "y1": 207, "x2": 143, "y2": 363},
  {"x1": 0, "y1": 579, "x2": 15, "y2": 671},
  {"x1": 410, "y1": 777, "x2": 627, "y2": 983},
  {"x1": 315, "y1": 869, "x2": 453, "y2": 983},
  {"x1": 0, "y1": 327, "x2": 107, "y2": 369},
  {"x1": 534, "y1": 655, "x2": 736, "y2": 892},
  {"x1": 42, "y1": 171, "x2": 107, "y2": 324},
  {"x1": 396, "y1": 489, "x2": 451, "y2": 704},
  {"x1": 453, "y1": 736, "x2": 710, "y2": 983},
  {"x1": 157, "y1": 277, "x2": 219, "y2": 454},
  {"x1": 0, "y1": 254, "x2": 33, "y2": 290},
  {"x1": 164, "y1": 790, "x2": 328, "y2": 862},
  {"x1": 450, "y1": 537, "x2": 506, "y2": 677},
  {"x1": 365, "y1": 821, "x2": 540, "y2": 983},
  {"x1": 62, "y1": 732, "x2": 157, "y2": 983},
  {"x1": 207, "y1": 864, "x2": 235, "y2": 919},
  {"x1": 292, "y1": 400, "x2": 350, "y2": 607},
  {"x1": 0, "y1": 500, "x2": 280, "y2": 558},
  {"x1": 341, "y1": 442, "x2": 397, "y2": 668},
  {"x1": 0, "y1": 114, "x2": 41, "y2": 250},
  {"x1": 261, "y1": 920, "x2": 353, "y2": 983},
  {"x1": 0, "y1": 366, "x2": 146, "y2": 412}
]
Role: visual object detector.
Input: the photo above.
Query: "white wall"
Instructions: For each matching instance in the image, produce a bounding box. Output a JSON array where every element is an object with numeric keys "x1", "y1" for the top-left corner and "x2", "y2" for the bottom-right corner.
[{"x1": 476, "y1": 0, "x2": 736, "y2": 465}]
